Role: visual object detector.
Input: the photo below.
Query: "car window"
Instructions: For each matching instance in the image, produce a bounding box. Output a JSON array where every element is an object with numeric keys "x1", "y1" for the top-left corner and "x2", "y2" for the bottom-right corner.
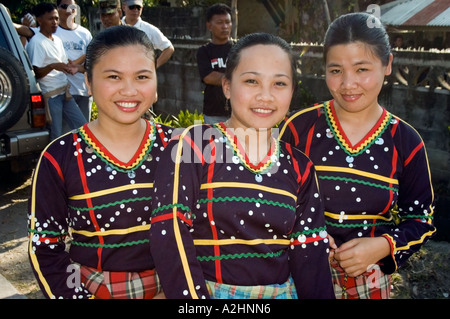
[{"x1": 0, "y1": 24, "x2": 11, "y2": 51}]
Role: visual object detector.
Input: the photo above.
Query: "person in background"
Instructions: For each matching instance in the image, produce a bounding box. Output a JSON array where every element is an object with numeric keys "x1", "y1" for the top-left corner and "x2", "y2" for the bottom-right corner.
[
  {"x1": 26, "y1": 2, "x2": 86, "y2": 140},
  {"x1": 150, "y1": 32, "x2": 334, "y2": 299},
  {"x1": 121, "y1": 0, "x2": 174, "y2": 68},
  {"x1": 56, "y1": 0, "x2": 93, "y2": 122},
  {"x1": 392, "y1": 34, "x2": 405, "y2": 49},
  {"x1": 99, "y1": 0, "x2": 123, "y2": 29},
  {"x1": 196, "y1": 3, "x2": 233, "y2": 124},
  {"x1": 16, "y1": 12, "x2": 37, "y2": 46},
  {"x1": 279, "y1": 12, "x2": 436, "y2": 299},
  {"x1": 28, "y1": 25, "x2": 171, "y2": 299}
]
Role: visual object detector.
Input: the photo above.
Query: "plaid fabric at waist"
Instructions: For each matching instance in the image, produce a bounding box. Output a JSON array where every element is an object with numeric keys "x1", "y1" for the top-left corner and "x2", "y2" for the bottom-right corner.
[
  {"x1": 330, "y1": 263, "x2": 391, "y2": 299},
  {"x1": 79, "y1": 265, "x2": 161, "y2": 299},
  {"x1": 206, "y1": 277, "x2": 297, "y2": 299}
]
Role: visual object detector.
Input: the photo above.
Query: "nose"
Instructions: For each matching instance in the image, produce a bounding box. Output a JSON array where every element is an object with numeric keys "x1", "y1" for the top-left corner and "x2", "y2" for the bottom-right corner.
[
  {"x1": 341, "y1": 71, "x2": 357, "y2": 89},
  {"x1": 256, "y1": 85, "x2": 274, "y2": 103},
  {"x1": 120, "y1": 79, "x2": 138, "y2": 96}
]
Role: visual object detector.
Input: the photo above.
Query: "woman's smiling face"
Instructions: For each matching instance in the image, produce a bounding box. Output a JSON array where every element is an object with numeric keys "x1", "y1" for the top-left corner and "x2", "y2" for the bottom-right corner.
[
  {"x1": 86, "y1": 44, "x2": 157, "y2": 126},
  {"x1": 325, "y1": 41, "x2": 392, "y2": 114},
  {"x1": 222, "y1": 44, "x2": 294, "y2": 131}
]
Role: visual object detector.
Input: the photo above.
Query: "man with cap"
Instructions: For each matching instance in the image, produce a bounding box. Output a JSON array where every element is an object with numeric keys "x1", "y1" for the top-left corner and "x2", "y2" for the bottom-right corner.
[
  {"x1": 99, "y1": 0, "x2": 123, "y2": 28},
  {"x1": 121, "y1": 0, "x2": 174, "y2": 68}
]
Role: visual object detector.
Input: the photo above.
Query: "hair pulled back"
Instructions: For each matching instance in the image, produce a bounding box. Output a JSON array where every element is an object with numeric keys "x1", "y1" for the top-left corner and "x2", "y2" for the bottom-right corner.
[
  {"x1": 323, "y1": 12, "x2": 391, "y2": 66},
  {"x1": 85, "y1": 25, "x2": 155, "y2": 82}
]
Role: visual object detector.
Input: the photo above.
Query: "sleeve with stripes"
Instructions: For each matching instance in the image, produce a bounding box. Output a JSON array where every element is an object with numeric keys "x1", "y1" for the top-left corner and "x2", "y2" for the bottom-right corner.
[
  {"x1": 150, "y1": 126, "x2": 210, "y2": 299},
  {"x1": 378, "y1": 122, "x2": 436, "y2": 274},
  {"x1": 28, "y1": 146, "x2": 91, "y2": 299}
]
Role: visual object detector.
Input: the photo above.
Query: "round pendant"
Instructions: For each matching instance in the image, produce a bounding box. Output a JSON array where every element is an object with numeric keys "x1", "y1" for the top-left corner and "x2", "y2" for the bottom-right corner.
[
  {"x1": 326, "y1": 130, "x2": 334, "y2": 138},
  {"x1": 146, "y1": 154, "x2": 153, "y2": 162},
  {"x1": 85, "y1": 146, "x2": 93, "y2": 154},
  {"x1": 232, "y1": 155, "x2": 240, "y2": 164},
  {"x1": 255, "y1": 174, "x2": 263, "y2": 183},
  {"x1": 298, "y1": 234, "x2": 307, "y2": 243},
  {"x1": 128, "y1": 171, "x2": 136, "y2": 179}
]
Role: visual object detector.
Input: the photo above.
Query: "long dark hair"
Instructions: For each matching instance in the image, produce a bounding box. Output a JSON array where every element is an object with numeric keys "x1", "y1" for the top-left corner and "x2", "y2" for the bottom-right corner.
[{"x1": 323, "y1": 12, "x2": 391, "y2": 66}]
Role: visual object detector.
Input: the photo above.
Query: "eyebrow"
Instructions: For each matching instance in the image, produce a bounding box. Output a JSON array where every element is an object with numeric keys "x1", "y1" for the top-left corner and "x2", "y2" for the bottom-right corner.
[
  {"x1": 240, "y1": 71, "x2": 291, "y2": 78},
  {"x1": 103, "y1": 69, "x2": 154, "y2": 74},
  {"x1": 327, "y1": 60, "x2": 373, "y2": 68}
]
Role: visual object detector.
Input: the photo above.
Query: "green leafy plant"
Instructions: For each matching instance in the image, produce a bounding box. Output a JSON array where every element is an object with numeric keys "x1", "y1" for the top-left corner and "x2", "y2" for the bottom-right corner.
[{"x1": 173, "y1": 109, "x2": 204, "y2": 128}]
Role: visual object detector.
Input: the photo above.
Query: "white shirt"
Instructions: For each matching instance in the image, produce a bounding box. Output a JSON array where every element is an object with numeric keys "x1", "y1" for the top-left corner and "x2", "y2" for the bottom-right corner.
[
  {"x1": 121, "y1": 17, "x2": 172, "y2": 51},
  {"x1": 26, "y1": 32, "x2": 68, "y2": 93},
  {"x1": 55, "y1": 25, "x2": 92, "y2": 96}
]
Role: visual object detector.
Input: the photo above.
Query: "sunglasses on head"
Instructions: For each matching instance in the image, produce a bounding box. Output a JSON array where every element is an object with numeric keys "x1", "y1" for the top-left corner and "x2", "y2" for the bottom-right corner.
[
  {"x1": 129, "y1": 5, "x2": 142, "y2": 10},
  {"x1": 58, "y1": 3, "x2": 75, "y2": 10}
]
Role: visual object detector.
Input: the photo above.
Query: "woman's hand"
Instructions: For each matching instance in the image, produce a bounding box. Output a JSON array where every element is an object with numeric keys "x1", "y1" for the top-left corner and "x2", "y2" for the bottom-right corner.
[
  {"x1": 328, "y1": 234, "x2": 338, "y2": 265},
  {"x1": 333, "y1": 237, "x2": 391, "y2": 277}
]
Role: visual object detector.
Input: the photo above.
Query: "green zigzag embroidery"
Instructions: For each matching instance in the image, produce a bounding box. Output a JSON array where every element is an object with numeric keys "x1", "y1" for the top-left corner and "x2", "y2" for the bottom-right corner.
[
  {"x1": 69, "y1": 196, "x2": 152, "y2": 212},
  {"x1": 319, "y1": 176, "x2": 398, "y2": 192},
  {"x1": 325, "y1": 220, "x2": 395, "y2": 228},
  {"x1": 151, "y1": 203, "x2": 191, "y2": 215},
  {"x1": 197, "y1": 249, "x2": 284, "y2": 262},
  {"x1": 399, "y1": 214, "x2": 434, "y2": 220},
  {"x1": 79, "y1": 128, "x2": 155, "y2": 174},
  {"x1": 324, "y1": 103, "x2": 392, "y2": 157},
  {"x1": 197, "y1": 197, "x2": 295, "y2": 211},
  {"x1": 71, "y1": 239, "x2": 149, "y2": 248},
  {"x1": 290, "y1": 226, "x2": 326, "y2": 238},
  {"x1": 28, "y1": 229, "x2": 65, "y2": 236}
]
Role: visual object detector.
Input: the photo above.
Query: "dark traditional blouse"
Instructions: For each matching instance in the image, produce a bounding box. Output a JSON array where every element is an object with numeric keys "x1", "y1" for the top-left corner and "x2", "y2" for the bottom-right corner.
[
  {"x1": 150, "y1": 123, "x2": 334, "y2": 299},
  {"x1": 28, "y1": 120, "x2": 172, "y2": 299},
  {"x1": 279, "y1": 100, "x2": 436, "y2": 274}
]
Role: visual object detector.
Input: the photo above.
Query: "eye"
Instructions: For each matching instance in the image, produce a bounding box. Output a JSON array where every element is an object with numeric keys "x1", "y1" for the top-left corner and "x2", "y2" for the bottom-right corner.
[
  {"x1": 107, "y1": 74, "x2": 120, "y2": 80},
  {"x1": 357, "y1": 67, "x2": 369, "y2": 73},
  {"x1": 244, "y1": 78, "x2": 257, "y2": 84},
  {"x1": 137, "y1": 75, "x2": 150, "y2": 80},
  {"x1": 328, "y1": 69, "x2": 341, "y2": 75},
  {"x1": 275, "y1": 81, "x2": 288, "y2": 87}
]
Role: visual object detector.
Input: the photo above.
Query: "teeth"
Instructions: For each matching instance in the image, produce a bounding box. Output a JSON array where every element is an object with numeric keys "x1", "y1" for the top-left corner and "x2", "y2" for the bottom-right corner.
[
  {"x1": 253, "y1": 108, "x2": 272, "y2": 114},
  {"x1": 117, "y1": 102, "x2": 138, "y2": 108}
]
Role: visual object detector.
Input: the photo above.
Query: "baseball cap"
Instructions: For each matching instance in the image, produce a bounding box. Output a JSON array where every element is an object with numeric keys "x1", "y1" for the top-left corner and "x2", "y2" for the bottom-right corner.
[
  {"x1": 124, "y1": 0, "x2": 143, "y2": 6},
  {"x1": 99, "y1": 0, "x2": 120, "y2": 14}
]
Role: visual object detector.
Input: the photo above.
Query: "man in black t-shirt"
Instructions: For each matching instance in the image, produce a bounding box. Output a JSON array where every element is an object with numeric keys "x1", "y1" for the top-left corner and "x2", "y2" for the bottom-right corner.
[{"x1": 196, "y1": 3, "x2": 233, "y2": 124}]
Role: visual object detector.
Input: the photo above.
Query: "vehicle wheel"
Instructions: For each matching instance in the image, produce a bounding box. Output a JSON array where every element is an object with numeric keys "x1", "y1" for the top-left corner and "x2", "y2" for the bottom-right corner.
[{"x1": 0, "y1": 47, "x2": 30, "y2": 131}]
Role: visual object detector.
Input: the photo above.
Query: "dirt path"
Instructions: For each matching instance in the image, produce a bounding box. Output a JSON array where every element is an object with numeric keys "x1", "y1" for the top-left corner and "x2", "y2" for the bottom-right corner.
[{"x1": 0, "y1": 168, "x2": 449, "y2": 299}]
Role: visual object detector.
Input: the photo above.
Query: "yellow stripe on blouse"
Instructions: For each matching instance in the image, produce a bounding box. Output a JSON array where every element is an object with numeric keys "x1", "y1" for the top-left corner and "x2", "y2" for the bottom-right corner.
[
  {"x1": 71, "y1": 224, "x2": 150, "y2": 237},
  {"x1": 69, "y1": 183, "x2": 153, "y2": 200},
  {"x1": 200, "y1": 182, "x2": 297, "y2": 201}
]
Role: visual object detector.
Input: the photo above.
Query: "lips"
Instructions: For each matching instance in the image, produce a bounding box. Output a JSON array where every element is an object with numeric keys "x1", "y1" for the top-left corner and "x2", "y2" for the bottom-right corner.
[
  {"x1": 341, "y1": 94, "x2": 362, "y2": 102},
  {"x1": 116, "y1": 101, "x2": 139, "y2": 112},
  {"x1": 252, "y1": 108, "x2": 274, "y2": 116}
]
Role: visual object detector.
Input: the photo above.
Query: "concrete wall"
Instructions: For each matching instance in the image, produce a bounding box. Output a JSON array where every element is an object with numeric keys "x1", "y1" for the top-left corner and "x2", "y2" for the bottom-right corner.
[
  {"x1": 87, "y1": 4, "x2": 450, "y2": 241},
  {"x1": 155, "y1": 40, "x2": 450, "y2": 241}
]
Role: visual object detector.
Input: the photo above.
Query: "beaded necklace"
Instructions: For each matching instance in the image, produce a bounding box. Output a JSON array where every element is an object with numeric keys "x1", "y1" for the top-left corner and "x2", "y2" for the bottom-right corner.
[{"x1": 215, "y1": 122, "x2": 280, "y2": 183}]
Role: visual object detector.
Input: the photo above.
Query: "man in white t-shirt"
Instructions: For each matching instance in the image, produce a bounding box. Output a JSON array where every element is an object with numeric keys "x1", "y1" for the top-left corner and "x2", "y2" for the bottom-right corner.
[
  {"x1": 56, "y1": 0, "x2": 93, "y2": 121},
  {"x1": 26, "y1": 2, "x2": 86, "y2": 140},
  {"x1": 121, "y1": 0, "x2": 174, "y2": 68}
]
